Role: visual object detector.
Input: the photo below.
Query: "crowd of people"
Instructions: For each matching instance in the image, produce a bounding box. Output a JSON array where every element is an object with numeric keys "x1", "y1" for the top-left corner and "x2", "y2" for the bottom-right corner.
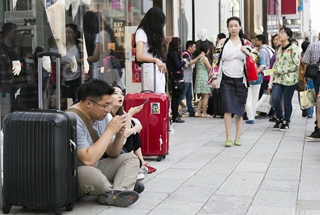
[{"x1": 1, "y1": 4, "x2": 320, "y2": 209}]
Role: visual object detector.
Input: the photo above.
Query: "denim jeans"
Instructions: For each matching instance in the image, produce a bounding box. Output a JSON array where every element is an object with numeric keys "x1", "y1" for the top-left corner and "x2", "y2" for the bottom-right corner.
[
  {"x1": 271, "y1": 83, "x2": 297, "y2": 122},
  {"x1": 178, "y1": 82, "x2": 195, "y2": 114}
]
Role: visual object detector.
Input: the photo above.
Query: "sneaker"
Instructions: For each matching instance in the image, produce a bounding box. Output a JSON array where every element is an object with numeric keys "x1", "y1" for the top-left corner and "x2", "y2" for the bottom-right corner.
[
  {"x1": 305, "y1": 131, "x2": 320, "y2": 140},
  {"x1": 273, "y1": 118, "x2": 282, "y2": 130},
  {"x1": 97, "y1": 190, "x2": 139, "y2": 207},
  {"x1": 179, "y1": 107, "x2": 188, "y2": 115},
  {"x1": 134, "y1": 182, "x2": 145, "y2": 194},
  {"x1": 245, "y1": 120, "x2": 254, "y2": 124},
  {"x1": 136, "y1": 173, "x2": 145, "y2": 182},
  {"x1": 279, "y1": 120, "x2": 289, "y2": 131},
  {"x1": 144, "y1": 163, "x2": 156, "y2": 174}
]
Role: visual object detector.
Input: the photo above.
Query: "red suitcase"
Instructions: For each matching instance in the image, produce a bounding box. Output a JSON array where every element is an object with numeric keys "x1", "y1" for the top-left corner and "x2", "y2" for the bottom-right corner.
[{"x1": 124, "y1": 63, "x2": 169, "y2": 161}]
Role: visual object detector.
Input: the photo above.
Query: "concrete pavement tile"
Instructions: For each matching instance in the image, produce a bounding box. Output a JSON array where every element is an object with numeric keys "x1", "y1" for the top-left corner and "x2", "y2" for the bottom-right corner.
[
  {"x1": 200, "y1": 195, "x2": 252, "y2": 215},
  {"x1": 183, "y1": 174, "x2": 226, "y2": 189},
  {"x1": 296, "y1": 200, "x2": 320, "y2": 211},
  {"x1": 144, "y1": 177, "x2": 186, "y2": 193},
  {"x1": 273, "y1": 151, "x2": 303, "y2": 160},
  {"x1": 167, "y1": 185, "x2": 216, "y2": 203},
  {"x1": 128, "y1": 191, "x2": 168, "y2": 211},
  {"x1": 235, "y1": 161, "x2": 270, "y2": 172},
  {"x1": 265, "y1": 167, "x2": 301, "y2": 180},
  {"x1": 226, "y1": 171, "x2": 265, "y2": 184},
  {"x1": 242, "y1": 154, "x2": 274, "y2": 163},
  {"x1": 260, "y1": 178, "x2": 299, "y2": 192},
  {"x1": 298, "y1": 182, "x2": 320, "y2": 201},
  {"x1": 246, "y1": 206, "x2": 295, "y2": 215},
  {"x1": 251, "y1": 190, "x2": 297, "y2": 207},
  {"x1": 173, "y1": 159, "x2": 211, "y2": 170},
  {"x1": 269, "y1": 158, "x2": 302, "y2": 168},
  {"x1": 148, "y1": 201, "x2": 203, "y2": 215},
  {"x1": 215, "y1": 182, "x2": 260, "y2": 197},
  {"x1": 302, "y1": 156, "x2": 320, "y2": 164},
  {"x1": 97, "y1": 208, "x2": 149, "y2": 215}
]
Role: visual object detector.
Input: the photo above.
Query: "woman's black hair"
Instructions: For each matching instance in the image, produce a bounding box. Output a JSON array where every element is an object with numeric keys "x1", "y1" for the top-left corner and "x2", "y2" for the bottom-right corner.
[
  {"x1": 66, "y1": 23, "x2": 81, "y2": 53},
  {"x1": 135, "y1": 7, "x2": 166, "y2": 60},
  {"x1": 271, "y1": 34, "x2": 279, "y2": 49},
  {"x1": 168, "y1": 37, "x2": 181, "y2": 53},
  {"x1": 199, "y1": 43, "x2": 210, "y2": 53},
  {"x1": 111, "y1": 84, "x2": 124, "y2": 117},
  {"x1": 83, "y1": 11, "x2": 99, "y2": 56},
  {"x1": 301, "y1": 41, "x2": 310, "y2": 53},
  {"x1": 279, "y1": 27, "x2": 293, "y2": 42},
  {"x1": 226, "y1": 16, "x2": 244, "y2": 38}
]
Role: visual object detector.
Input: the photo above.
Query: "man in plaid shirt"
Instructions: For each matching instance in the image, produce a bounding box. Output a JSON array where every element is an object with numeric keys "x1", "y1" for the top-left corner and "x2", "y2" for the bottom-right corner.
[
  {"x1": 303, "y1": 38, "x2": 320, "y2": 140},
  {"x1": 0, "y1": 22, "x2": 26, "y2": 112}
]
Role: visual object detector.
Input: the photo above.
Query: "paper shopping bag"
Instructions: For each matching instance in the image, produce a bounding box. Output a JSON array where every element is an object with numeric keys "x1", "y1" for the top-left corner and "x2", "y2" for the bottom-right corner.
[{"x1": 299, "y1": 88, "x2": 316, "y2": 110}]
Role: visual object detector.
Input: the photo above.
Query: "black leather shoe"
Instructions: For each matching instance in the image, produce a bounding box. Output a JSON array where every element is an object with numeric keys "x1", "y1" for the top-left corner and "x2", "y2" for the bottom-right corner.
[
  {"x1": 173, "y1": 117, "x2": 185, "y2": 123},
  {"x1": 189, "y1": 113, "x2": 195, "y2": 117}
]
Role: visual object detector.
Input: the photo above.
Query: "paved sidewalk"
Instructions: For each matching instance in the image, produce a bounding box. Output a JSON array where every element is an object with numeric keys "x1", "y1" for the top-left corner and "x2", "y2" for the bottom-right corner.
[{"x1": 3, "y1": 92, "x2": 320, "y2": 215}]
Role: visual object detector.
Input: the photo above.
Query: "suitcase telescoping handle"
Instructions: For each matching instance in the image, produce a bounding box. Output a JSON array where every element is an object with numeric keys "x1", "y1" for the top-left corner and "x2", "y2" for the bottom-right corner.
[
  {"x1": 140, "y1": 63, "x2": 157, "y2": 93},
  {"x1": 37, "y1": 51, "x2": 61, "y2": 110}
]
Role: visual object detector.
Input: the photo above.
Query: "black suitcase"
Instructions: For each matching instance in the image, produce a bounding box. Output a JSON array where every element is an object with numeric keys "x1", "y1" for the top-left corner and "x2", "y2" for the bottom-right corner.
[
  {"x1": 2, "y1": 52, "x2": 78, "y2": 215},
  {"x1": 207, "y1": 88, "x2": 224, "y2": 118}
]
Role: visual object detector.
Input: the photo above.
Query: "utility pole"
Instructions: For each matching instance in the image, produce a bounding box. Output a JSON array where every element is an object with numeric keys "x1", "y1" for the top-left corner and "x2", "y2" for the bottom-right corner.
[{"x1": 263, "y1": 0, "x2": 268, "y2": 40}]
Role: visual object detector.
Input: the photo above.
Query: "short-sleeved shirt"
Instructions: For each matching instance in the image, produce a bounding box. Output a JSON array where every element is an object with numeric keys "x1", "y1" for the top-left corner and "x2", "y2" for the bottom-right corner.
[
  {"x1": 302, "y1": 40, "x2": 320, "y2": 65},
  {"x1": 67, "y1": 111, "x2": 115, "y2": 168},
  {"x1": 135, "y1": 28, "x2": 157, "y2": 73},
  {"x1": 181, "y1": 51, "x2": 193, "y2": 82}
]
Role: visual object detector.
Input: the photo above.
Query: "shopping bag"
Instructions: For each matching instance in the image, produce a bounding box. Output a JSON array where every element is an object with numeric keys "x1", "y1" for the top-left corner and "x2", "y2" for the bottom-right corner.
[
  {"x1": 256, "y1": 93, "x2": 272, "y2": 113},
  {"x1": 246, "y1": 56, "x2": 258, "y2": 82},
  {"x1": 299, "y1": 87, "x2": 316, "y2": 110}
]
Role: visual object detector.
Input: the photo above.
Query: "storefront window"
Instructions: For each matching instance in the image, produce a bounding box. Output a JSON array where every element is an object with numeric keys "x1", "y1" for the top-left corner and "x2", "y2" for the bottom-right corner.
[{"x1": 0, "y1": 0, "x2": 164, "y2": 127}]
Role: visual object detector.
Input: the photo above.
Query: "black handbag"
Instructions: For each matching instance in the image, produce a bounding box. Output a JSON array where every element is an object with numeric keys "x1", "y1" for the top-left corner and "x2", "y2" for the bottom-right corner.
[
  {"x1": 305, "y1": 64, "x2": 319, "y2": 79},
  {"x1": 305, "y1": 57, "x2": 320, "y2": 79},
  {"x1": 173, "y1": 79, "x2": 185, "y2": 91}
]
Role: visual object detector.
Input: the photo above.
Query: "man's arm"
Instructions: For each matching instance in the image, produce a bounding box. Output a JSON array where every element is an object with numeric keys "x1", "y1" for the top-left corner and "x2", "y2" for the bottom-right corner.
[{"x1": 77, "y1": 115, "x2": 127, "y2": 166}]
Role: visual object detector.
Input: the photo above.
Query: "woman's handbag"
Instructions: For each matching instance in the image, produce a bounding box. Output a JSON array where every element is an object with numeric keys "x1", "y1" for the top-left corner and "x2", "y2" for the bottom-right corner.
[
  {"x1": 304, "y1": 64, "x2": 319, "y2": 79},
  {"x1": 246, "y1": 55, "x2": 258, "y2": 82},
  {"x1": 256, "y1": 93, "x2": 272, "y2": 113},
  {"x1": 173, "y1": 79, "x2": 185, "y2": 91},
  {"x1": 299, "y1": 86, "x2": 316, "y2": 109}
]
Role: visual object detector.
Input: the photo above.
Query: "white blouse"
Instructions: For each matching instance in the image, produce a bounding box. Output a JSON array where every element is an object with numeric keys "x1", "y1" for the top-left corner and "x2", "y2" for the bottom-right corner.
[{"x1": 221, "y1": 40, "x2": 245, "y2": 78}]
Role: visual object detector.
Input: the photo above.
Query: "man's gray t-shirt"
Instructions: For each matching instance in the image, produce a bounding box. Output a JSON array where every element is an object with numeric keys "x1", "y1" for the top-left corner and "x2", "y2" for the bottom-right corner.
[
  {"x1": 67, "y1": 111, "x2": 114, "y2": 168},
  {"x1": 181, "y1": 51, "x2": 193, "y2": 83}
]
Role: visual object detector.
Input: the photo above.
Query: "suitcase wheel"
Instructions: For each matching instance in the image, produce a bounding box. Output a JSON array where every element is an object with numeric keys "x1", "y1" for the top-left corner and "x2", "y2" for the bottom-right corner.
[
  {"x1": 53, "y1": 208, "x2": 62, "y2": 215},
  {"x1": 66, "y1": 201, "x2": 76, "y2": 211},
  {"x1": 156, "y1": 155, "x2": 166, "y2": 162},
  {"x1": 2, "y1": 202, "x2": 11, "y2": 214}
]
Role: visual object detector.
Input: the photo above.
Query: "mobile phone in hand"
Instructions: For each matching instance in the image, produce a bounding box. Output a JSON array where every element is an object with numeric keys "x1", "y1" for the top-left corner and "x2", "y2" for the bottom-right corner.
[{"x1": 140, "y1": 99, "x2": 149, "y2": 106}]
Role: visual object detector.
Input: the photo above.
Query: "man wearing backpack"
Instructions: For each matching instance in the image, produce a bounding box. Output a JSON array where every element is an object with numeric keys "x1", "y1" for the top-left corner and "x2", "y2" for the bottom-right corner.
[
  {"x1": 254, "y1": 34, "x2": 275, "y2": 117},
  {"x1": 303, "y1": 37, "x2": 320, "y2": 140}
]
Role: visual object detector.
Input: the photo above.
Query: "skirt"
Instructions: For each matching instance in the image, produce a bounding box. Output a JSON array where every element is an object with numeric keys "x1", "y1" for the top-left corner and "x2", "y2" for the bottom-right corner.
[{"x1": 220, "y1": 74, "x2": 248, "y2": 116}]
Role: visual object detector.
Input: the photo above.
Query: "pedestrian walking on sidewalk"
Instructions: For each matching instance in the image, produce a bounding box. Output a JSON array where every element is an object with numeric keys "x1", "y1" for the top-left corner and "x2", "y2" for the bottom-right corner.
[
  {"x1": 210, "y1": 16, "x2": 258, "y2": 147},
  {"x1": 271, "y1": 27, "x2": 300, "y2": 131}
]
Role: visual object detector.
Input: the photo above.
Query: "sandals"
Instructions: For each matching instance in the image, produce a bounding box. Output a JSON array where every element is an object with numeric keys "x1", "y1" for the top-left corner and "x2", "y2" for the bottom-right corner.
[{"x1": 201, "y1": 114, "x2": 212, "y2": 118}]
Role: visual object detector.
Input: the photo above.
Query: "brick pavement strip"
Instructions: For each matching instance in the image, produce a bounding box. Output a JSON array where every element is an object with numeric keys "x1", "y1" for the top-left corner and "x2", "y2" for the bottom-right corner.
[{"x1": 3, "y1": 92, "x2": 320, "y2": 215}]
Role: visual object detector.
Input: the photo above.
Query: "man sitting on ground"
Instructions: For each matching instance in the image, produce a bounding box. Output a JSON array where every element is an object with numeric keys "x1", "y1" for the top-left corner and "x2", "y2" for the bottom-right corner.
[{"x1": 67, "y1": 79, "x2": 140, "y2": 207}]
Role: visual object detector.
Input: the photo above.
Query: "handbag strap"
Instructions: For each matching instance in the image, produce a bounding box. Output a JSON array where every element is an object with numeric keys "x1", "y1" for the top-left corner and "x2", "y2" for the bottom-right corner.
[
  {"x1": 216, "y1": 38, "x2": 229, "y2": 66},
  {"x1": 66, "y1": 108, "x2": 99, "y2": 142}
]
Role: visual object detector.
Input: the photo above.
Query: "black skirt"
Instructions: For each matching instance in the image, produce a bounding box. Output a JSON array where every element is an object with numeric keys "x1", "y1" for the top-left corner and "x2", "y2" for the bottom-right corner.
[{"x1": 220, "y1": 74, "x2": 248, "y2": 116}]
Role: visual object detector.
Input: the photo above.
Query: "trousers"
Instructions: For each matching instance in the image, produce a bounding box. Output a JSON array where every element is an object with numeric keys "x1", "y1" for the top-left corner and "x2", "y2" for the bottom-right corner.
[{"x1": 77, "y1": 153, "x2": 139, "y2": 198}]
